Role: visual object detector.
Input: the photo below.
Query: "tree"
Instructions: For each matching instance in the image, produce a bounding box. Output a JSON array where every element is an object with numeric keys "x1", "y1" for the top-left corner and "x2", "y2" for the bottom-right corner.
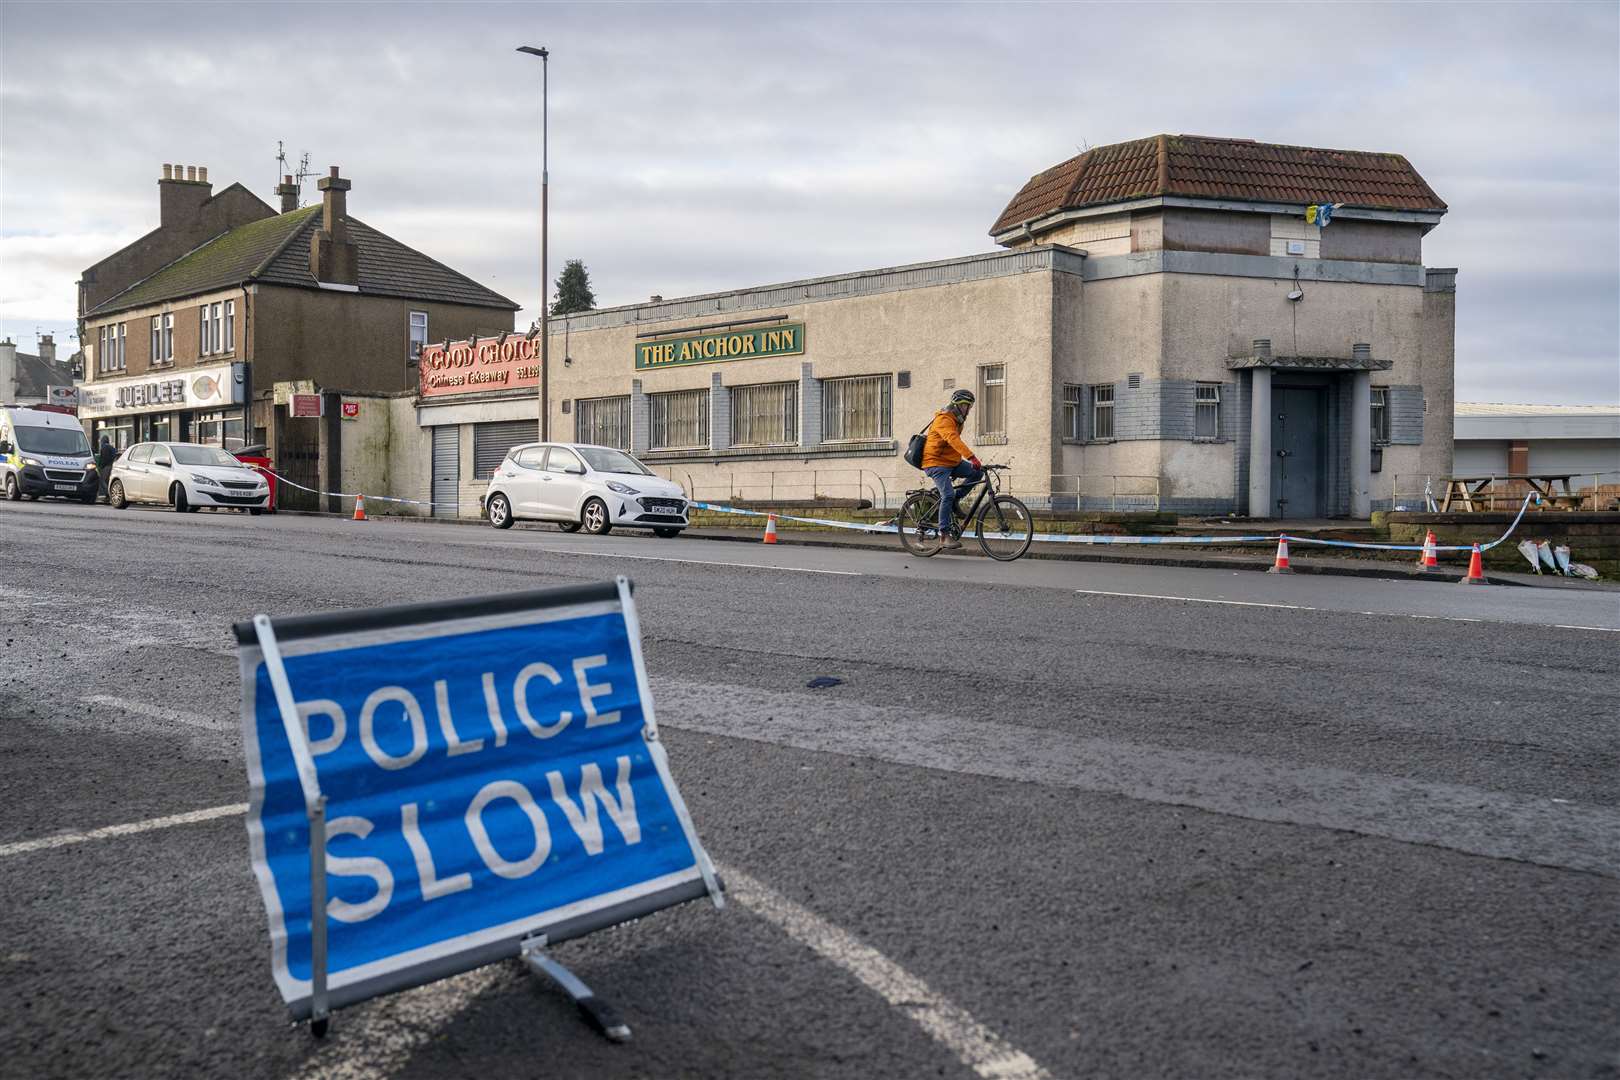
[{"x1": 550, "y1": 259, "x2": 596, "y2": 316}]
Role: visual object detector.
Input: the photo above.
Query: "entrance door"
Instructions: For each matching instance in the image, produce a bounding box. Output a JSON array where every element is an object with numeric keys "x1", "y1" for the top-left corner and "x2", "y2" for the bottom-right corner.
[
  {"x1": 431, "y1": 426, "x2": 460, "y2": 518},
  {"x1": 1270, "y1": 387, "x2": 1324, "y2": 519},
  {"x1": 277, "y1": 417, "x2": 321, "y2": 512}
]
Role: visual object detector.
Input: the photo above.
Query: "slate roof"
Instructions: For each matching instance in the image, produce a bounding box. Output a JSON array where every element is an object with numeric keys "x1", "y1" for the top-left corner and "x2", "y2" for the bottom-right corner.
[
  {"x1": 11, "y1": 350, "x2": 76, "y2": 400},
  {"x1": 86, "y1": 206, "x2": 517, "y2": 316},
  {"x1": 992, "y1": 134, "x2": 1447, "y2": 236}
]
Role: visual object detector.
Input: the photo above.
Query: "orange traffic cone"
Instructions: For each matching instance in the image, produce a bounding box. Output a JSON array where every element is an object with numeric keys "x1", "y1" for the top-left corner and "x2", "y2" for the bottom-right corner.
[
  {"x1": 762, "y1": 513, "x2": 778, "y2": 544},
  {"x1": 353, "y1": 494, "x2": 368, "y2": 522},
  {"x1": 1416, "y1": 529, "x2": 1439, "y2": 572},
  {"x1": 1459, "y1": 542, "x2": 1487, "y2": 585},
  {"x1": 1267, "y1": 536, "x2": 1293, "y2": 574}
]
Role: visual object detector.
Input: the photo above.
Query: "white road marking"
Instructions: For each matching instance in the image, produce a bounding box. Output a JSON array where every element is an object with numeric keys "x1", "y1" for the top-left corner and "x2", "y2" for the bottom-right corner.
[
  {"x1": 726, "y1": 867, "x2": 1054, "y2": 1080},
  {"x1": 0, "y1": 803, "x2": 247, "y2": 858},
  {"x1": 525, "y1": 545, "x2": 862, "y2": 576},
  {"x1": 1072, "y1": 587, "x2": 1610, "y2": 630},
  {"x1": 81, "y1": 694, "x2": 234, "y2": 731},
  {"x1": 0, "y1": 796, "x2": 1052, "y2": 1080}
]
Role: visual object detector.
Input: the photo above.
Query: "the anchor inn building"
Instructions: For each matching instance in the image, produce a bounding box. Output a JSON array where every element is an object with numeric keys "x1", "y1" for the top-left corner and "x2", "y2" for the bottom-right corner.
[{"x1": 364, "y1": 135, "x2": 1458, "y2": 520}]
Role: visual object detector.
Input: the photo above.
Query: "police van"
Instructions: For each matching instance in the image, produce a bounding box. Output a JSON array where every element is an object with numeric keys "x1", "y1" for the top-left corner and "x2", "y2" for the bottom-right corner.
[{"x1": 0, "y1": 405, "x2": 99, "y2": 503}]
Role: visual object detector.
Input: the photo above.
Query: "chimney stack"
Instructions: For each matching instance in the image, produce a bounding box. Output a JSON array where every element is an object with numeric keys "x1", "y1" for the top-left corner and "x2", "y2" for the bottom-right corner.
[
  {"x1": 0, "y1": 338, "x2": 17, "y2": 405},
  {"x1": 310, "y1": 166, "x2": 359, "y2": 287},
  {"x1": 38, "y1": 333, "x2": 56, "y2": 365},
  {"x1": 277, "y1": 174, "x2": 299, "y2": 214},
  {"x1": 158, "y1": 162, "x2": 213, "y2": 227}
]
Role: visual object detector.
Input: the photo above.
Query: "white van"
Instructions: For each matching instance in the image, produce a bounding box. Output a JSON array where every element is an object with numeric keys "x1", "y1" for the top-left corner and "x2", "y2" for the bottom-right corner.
[{"x1": 0, "y1": 405, "x2": 99, "y2": 503}]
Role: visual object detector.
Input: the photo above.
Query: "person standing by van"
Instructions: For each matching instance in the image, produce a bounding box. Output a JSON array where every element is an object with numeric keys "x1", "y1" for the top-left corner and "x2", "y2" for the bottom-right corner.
[{"x1": 95, "y1": 436, "x2": 116, "y2": 501}]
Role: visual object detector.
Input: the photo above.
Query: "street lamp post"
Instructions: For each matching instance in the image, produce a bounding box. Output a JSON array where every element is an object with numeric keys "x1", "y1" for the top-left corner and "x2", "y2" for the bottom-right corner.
[{"x1": 517, "y1": 45, "x2": 550, "y2": 440}]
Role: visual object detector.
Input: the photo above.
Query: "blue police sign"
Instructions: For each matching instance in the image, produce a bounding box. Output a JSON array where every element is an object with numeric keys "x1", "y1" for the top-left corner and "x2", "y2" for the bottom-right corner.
[{"x1": 234, "y1": 578, "x2": 721, "y2": 1022}]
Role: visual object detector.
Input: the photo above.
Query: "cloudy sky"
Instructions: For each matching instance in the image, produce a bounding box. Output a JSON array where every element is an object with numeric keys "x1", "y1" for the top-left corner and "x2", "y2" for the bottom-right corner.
[{"x1": 2, "y1": 1, "x2": 1615, "y2": 404}]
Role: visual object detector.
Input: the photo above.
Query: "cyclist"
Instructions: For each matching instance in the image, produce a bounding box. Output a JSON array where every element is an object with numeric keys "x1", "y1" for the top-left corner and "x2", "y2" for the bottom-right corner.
[{"x1": 920, "y1": 388, "x2": 983, "y2": 549}]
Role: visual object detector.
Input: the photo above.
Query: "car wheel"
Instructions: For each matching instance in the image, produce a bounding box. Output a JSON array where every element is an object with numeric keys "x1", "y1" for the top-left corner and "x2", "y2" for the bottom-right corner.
[
  {"x1": 487, "y1": 493, "x2": 515, "y2": 530},
  {"x1": 249, "y1": 508, "x2": 263, "y2": 516},
  {"x1": 109, "y1": 480, "x2": 128, "y2": 509},
  {"x1": 187, "y1": 505, "x2": 201, "y2": 513},
  {"x1": 172, "y1": 484, "x2": 189, "y2": 513},
  {"x1": 558, "y1": 521, "x2": 582, "y2": 533},
  {"x1": 3, "y1": 474, "x2": 17, "y2": 501},
  {"x1": 581, "y1": 498, "x2": 612, "y2": 535},
  {"x1": 653, "y1": 527, "x2": 682, "y2": 539}
]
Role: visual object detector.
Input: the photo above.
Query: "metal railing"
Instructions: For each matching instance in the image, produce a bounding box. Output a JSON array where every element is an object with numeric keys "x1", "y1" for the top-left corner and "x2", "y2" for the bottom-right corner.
[
  {"x1": 650, "y1": 467, "x2": 893, "y2": 509},
  {"x1": 1033, "y1": 474, "x2": 1162, "y2": 512}
]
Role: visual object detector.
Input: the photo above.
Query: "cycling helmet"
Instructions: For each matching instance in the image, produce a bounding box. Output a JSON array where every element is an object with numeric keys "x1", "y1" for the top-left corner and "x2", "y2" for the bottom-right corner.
[{"x1": 949, "y1": 389, "x2": 976, "y2": 407}]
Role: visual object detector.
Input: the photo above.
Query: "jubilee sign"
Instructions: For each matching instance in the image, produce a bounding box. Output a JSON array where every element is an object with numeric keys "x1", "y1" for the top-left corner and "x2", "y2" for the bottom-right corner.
[
  {"x1": 635, "y1": 323, "x2": 804, "y2": 371},
  {"x1": 235, "y1": 579, "x2": 721, "y2": 1020}
]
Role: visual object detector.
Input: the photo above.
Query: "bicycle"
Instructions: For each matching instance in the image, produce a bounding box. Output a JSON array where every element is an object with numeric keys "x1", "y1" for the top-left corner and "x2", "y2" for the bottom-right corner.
[{"x1": 897, "y1": 465, "x2": 1034, "y2": 561}]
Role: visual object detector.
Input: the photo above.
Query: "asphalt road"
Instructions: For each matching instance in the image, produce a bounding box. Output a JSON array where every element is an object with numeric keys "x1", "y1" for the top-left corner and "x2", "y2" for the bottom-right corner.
[{"x1": 1, "y1": 500, "x2": 1616, "y2": 1080}]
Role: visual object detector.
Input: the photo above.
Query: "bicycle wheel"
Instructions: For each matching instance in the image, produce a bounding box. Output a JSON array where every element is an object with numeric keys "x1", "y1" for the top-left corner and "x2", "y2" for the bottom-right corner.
[
  {"x1": 975, "y1": 494, "x2": 1034, "y2": 561},
  {"x1": 898, "y1": 492, "x2": 944, "y2": 557}
]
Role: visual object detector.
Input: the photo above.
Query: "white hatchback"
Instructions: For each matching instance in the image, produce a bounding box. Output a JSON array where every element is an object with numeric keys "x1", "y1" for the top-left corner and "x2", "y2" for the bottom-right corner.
[
  {"x1": 107, "y1": 442, "x2": 270, "y2": 514},
  {"x1": 484, "y1": 443, "x2": 688, "y2": 537}
]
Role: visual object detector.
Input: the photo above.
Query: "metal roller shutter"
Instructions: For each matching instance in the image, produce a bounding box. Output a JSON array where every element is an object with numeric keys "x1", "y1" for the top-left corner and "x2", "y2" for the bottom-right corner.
[
  {"x1": 473, "y1": 420, "x2": 539, "y2": 479},
  {"x1": 431, "y1": 426, "x2": 460, "y2": 519}
]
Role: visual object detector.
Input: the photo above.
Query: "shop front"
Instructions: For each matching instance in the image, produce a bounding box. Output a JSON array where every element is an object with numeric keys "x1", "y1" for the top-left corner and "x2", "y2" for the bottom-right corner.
[{"x1": 79, "y1": 363, "x2": 246, "y2": 452}]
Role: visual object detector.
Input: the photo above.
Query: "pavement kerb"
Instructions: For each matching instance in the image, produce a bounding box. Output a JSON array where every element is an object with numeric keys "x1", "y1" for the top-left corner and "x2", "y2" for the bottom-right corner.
[{"x1": 264, "y1": 507, "x2": 1616, "y2": 590}]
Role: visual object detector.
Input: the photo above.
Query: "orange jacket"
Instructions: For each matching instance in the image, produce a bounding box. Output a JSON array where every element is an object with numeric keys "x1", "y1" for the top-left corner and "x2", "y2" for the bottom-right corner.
[{"x1": 920, "y1": 409, "x2": 975, "y2": 469}]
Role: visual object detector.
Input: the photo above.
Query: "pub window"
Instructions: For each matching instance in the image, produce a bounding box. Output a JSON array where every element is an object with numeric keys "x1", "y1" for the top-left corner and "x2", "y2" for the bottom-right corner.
[
  {"x1": 117, "y1": 322, "x2": 126, "y2": 369},
  {"x1": 649, "y1": 388, "x2": 710, "y2": 450},
  {"x1": 976, "y1": 363, "x2": 1007, "y2": 437},
  {"x1": 223, "y1": 300, "x2": 235, "y2": 352},
  {"x1": 200, "y1": 305, "x2": 211, "y2": 355},
  {"x1": 211, "y1": 302, "x2": 224, "y2": 354},
  {"x1": 409, "y1": 311, "x2": 429, "y2": 361},
  {"x1": 188, "y1": 411, "x2": 244, "y2": 450},
  {"x1": 1061, "y1": 383, "x2": 1083, "y2": 440},
  {"x1": 151, "y1": 317, "x2": 161, "y2": 363},
  {"x1": 154, "y1": 312, "x2": 174, "y2": 363},
  {"x1": 731, "y1": 381, "x2": 798, "y2": 447},
  {"x1": 822, "y1": 374, "x2": 891, "y2": 442},
  {"x1": 1091, "y1": 384, "x2": 1115, "y2": 440},
  {"x1": 1371, "y1": 387, "x2": 1389, "y2": 445},
  {"x1": 98, "y1": 327, "x2": 109, "y2": 373},
  {"x1": 1195, "y1": 382, "x2": 1221, "y2": 439},
  {"x1": 575, "y1": 395, "x2": 632, "y2": 449}
]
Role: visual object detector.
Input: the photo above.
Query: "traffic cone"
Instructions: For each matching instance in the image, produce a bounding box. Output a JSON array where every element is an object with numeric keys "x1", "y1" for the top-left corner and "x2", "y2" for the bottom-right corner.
[
  {"x1": 1415, "y1": 529, "x2": 1439, "y2": 572},
  {"x1": 1267, "y1": 536, "x2": 1293, "y2": 574},
  {"x1": 1459, "y1": 543, "x2": 1487, "y2": 585},
  {"x1": 353, "y1": 494, "x2": 368, "y2": 522},
  {"x1": 762, "y1": 513, "x2": 778, "y2": 544}
]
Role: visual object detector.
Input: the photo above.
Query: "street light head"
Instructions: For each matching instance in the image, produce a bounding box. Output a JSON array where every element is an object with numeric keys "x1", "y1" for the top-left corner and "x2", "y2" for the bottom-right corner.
[{"x1": 517, "y1": 45, "x2": 549, "y2": 58}]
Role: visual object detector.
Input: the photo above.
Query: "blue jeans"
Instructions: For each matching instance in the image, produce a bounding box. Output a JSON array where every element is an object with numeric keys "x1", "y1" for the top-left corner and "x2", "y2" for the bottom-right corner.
[{"x1": 925, "y1": 461, "x2": 983, "y2": 532}]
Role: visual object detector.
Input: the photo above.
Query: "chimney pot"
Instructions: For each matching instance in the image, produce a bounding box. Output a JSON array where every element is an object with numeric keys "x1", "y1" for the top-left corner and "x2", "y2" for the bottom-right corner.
[
  {"x1": 185, "y1": 166, "x2": 196, "y2": 181},
  {"x1": 284, "y1": 174, "x2": 293, "y2": 185},
  {"x1": 330, "y1": 165, "x2": 340, "y2": 179},
  {"x1": 198, "y1": 166, "x2": 208, "y2": 183},
  {"x1": 162, "y1": 164, "x2": 173, "y2": 180},
  {"x1": 1252, "y1": 338, "x2": 1272, "y2": 358}
]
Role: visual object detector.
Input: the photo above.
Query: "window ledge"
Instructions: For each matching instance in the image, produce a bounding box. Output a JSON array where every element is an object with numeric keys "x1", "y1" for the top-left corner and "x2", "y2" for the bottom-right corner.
[{"x1": 977, "y1": 433, "x2": 1009, "y2": 445}]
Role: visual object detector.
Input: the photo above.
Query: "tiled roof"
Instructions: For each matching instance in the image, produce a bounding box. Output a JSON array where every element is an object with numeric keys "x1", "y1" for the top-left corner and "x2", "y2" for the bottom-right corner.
[
  {"x1": 87, "y1": 206, "x2": 516, "y2": 316},
  {"x1": 11, "y1": 351, "x2": 76, "y2": 400},
  {"x1": 991, "y1": 134, "x2": 1447, "y2": 236}
]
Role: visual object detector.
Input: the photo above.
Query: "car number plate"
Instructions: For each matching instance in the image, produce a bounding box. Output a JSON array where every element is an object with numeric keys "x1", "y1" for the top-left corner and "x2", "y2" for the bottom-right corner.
[
  {"x1": 647, "y1": 500, "x2": 682, "y2": 512},
  {"x1": 53, "y1": 483, "x2": 77, "y2": 491}
]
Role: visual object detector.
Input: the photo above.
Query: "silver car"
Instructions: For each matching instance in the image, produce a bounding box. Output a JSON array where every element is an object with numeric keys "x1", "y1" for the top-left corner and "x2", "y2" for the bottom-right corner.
[
  {"x1": 107, "y1": 441, "x2": 270, "y2": 514},
  {"x1": 483, "y1": 443, "x2": 688, "y2": 537}
]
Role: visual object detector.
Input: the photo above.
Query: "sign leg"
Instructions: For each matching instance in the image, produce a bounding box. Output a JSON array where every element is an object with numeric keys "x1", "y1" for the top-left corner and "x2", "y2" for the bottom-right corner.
[{"x1": 521, "y1": 936, "x2": 631, "y2": 1043}]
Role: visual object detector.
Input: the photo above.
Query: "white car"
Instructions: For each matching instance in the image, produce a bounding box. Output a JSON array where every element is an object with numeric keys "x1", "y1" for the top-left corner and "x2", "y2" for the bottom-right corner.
[
  {"x1": 107, "y1": 441, "x2": 270, "y2": 514},
  {"x1": 484, "y1": 442, "x2": 688, "y2": 537}
]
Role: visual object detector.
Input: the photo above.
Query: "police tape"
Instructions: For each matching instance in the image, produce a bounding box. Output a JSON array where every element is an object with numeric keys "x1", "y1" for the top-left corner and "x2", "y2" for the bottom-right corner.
[
  {"x1": 690, "y1": 493, "x2": 1541, "y2": 554},
  {"x1": 259, "y1": 469, "x2": 438, "y2": 509}
]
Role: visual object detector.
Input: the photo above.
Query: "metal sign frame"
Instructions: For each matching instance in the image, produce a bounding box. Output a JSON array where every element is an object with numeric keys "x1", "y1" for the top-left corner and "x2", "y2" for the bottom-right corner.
[{"x1": 234, "y1": 577, "x2": 722, "y2": 1035}]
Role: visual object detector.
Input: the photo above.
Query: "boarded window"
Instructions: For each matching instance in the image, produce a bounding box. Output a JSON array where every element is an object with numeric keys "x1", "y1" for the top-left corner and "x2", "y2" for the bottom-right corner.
[
  {"x1": 649, "y1": 388, "x2": 710, "y2": 450},
  {"x1": 731, "y1": 381, "x2": 799, "y2": 446},
  {"x1": 576, "y1": 396, "x2": 631, "y2": 449},
  {"x1": 472, "y1": 419, "x2": 538, "y2": 479},
  {"x1": 822, "y1": 375, "x2": 891, "y2": 441}
]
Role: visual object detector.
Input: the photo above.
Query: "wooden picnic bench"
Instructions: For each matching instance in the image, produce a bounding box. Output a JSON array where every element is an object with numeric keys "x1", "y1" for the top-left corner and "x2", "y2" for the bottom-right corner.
[{"x1": 1440, "y1": 475, "x2": 1585, "y2": 512}]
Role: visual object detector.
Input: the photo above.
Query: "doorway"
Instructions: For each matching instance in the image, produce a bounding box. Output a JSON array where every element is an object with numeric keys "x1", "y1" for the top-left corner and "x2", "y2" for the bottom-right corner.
[
  {"x1": 1270, "y1": 386, "x2": 1325, "y2": 518},
  {"x1": 431, "y1": 426, "x2": 460, "y2": 518}
]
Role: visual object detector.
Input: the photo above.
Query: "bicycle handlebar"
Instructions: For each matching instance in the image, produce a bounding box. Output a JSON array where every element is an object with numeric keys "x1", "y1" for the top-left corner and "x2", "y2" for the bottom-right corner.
[{"x1": 982, "y1": 464, "x2": 1010, "y2": 471}]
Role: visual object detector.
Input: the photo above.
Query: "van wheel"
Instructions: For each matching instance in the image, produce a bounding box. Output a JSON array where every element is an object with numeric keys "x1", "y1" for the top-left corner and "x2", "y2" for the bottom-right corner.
[
  {"x1": 487, "y1": 493, "x2": 515, "y2": 529},
  {"x1": 581, "y1": 498, "x2": 612, "y2": 535},
  {"x1": 4, "y1": 474, "x2": 20, "y2": 501},
  {"x1": 109, "y1": 480, "x2": 128, "y2": 509},
  {"x1": 653, "y1": 527, "x2": 682, "y2": 539},
  {"x1": 172, "y1": 484, "x2": 189, "y2": 513}
]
